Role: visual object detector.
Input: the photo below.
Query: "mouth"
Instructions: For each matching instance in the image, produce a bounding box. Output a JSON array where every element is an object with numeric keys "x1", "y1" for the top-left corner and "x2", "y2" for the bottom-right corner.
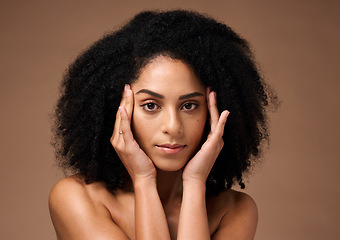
[{"x1": 156, "y1": 144, "x2": 186, "y2": 154}]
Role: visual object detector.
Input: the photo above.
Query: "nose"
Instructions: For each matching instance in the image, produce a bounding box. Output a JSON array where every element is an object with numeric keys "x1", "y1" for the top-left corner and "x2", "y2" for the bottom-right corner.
[{"x1": 161, "y1": 108, "x2": 183, "y2": 135}]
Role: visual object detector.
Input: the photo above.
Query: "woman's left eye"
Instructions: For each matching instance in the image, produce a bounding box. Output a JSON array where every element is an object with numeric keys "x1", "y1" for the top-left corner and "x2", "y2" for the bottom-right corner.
[{"x1": 182, "y1": 102, "x2": 198, "y2": 111}]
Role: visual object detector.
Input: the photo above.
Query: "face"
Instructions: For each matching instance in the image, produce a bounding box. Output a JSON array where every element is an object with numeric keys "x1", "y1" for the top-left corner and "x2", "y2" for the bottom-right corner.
[{"x1": 131, "y1": 56, "x2": 208, "y2": 172}]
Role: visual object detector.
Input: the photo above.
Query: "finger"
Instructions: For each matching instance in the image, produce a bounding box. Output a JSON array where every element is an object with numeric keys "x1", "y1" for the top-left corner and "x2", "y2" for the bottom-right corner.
[
  {"x1": 119, "y1": 106, "x2": 134, "y2": 143},
  {"x1": 123, "y1": 84, "x2": 134, "y2": 121},
  {"x1": 111, "y1": 105, "x2": 123, "y2": 145},
  {"x1": 206, "y1": 87, "x2": 212, "y2": 125},
  {"x1": 208, "y1": 90, "x2": 220, "y2": 133},
  {"x1": 111, "y1": 85, "x2": 128, "y2": 142},
  {"x1": 214, "y1": 110, "x2": 229, "y2": 137},
  {"x1": 113, "y1": 104, "x2": 122, "y2": 133}
]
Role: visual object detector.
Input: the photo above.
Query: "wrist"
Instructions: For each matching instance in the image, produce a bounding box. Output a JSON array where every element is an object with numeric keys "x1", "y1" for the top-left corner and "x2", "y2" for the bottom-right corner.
[
  {"x1": 182, "y1": 174, "x2": 206, "y2": 186},
  {"x1": 133, "y1": 175, "x2": 157, "y2": 190},
  {"x1": 182, "y1": 178, "x2": 206, "y2": 193},
  {"x1": 129, "y1": 167, "x2": 157, "y2": 186}
]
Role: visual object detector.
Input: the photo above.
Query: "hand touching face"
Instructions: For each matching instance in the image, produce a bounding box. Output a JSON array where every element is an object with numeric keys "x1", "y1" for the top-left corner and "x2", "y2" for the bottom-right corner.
[{"x1": 131, "y1": 56, "x2": 208, "y2": 172}]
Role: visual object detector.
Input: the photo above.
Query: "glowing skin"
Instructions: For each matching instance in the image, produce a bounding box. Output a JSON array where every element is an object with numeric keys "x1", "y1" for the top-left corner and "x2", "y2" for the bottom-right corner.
[{"x1": 131, "y1": 56, "x2": 208, "y2": 172}]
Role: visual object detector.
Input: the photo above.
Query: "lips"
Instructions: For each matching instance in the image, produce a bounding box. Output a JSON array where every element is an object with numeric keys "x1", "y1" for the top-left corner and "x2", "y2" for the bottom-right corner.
[{"x1": 156, "y1": 144, "x2": 186, "y2": 154}]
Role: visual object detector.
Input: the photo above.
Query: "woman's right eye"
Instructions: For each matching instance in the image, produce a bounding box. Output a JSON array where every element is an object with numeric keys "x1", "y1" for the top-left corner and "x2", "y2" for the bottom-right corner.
[{"x1": 141, "y1": 102, "x2": 160, "y2": 112}]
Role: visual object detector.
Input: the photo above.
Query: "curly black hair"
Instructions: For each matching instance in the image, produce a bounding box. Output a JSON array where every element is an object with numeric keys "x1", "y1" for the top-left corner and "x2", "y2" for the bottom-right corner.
[{"x1": 52, "y1": 10, "x2": 278, "y2": 195}]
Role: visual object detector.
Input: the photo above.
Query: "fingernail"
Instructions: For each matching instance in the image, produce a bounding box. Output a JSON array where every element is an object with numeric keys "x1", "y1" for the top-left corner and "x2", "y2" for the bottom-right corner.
[{"x1": 124, "y1": 84, "x2": 128, "y2": 91}]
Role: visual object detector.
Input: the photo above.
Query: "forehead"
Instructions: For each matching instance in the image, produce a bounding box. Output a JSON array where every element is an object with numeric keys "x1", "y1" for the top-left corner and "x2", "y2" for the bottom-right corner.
[{"x1": 131, "y1": 56, "x2": 206, "y2": 94}]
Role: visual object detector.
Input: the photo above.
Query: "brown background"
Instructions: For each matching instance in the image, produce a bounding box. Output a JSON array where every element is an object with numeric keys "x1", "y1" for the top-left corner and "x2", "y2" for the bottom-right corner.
[{"x1": 1, "y1": 0, "x2": 339, "y2": 239}]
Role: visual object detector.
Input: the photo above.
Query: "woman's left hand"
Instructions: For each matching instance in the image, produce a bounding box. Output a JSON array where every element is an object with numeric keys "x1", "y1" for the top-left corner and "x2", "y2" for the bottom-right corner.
[{"x1": 182, "y1": 89, "x2": 229, "y2": 184}]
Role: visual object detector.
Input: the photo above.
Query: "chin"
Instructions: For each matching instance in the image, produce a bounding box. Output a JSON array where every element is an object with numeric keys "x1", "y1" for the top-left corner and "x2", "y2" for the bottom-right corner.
[{"x1": 152, "y1": 158, "x2": 188, "y2": 172}]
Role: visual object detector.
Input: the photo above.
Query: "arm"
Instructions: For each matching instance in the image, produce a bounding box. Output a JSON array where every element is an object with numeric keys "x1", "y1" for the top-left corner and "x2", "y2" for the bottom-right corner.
[
  {"x1": 133, "y1": 178, "x2": 170, "y2": 240},
  {"x1": 178, "y1": 89, "x2": 258, "y2": 240},
  {"x1": 111, "y1": 85, "x2": 171, "y2": 240},
  {"x1": 177, "y1": 180, "x2": 210, "y2": 239},
  {"x1": 177, "y1": 89, "x2": 229, "y2": 240},
  {"x1": 178, "y1": 184, "x2": 258, "y2": 240}
]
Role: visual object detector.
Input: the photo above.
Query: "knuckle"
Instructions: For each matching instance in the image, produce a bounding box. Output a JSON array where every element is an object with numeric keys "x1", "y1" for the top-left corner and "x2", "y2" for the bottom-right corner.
[
  {"x1": 115, "y1": 143, "x2": 124, "y2": 152},
  {"x1": 111, "y1": 139, "x2": 118, "y2": 148}
]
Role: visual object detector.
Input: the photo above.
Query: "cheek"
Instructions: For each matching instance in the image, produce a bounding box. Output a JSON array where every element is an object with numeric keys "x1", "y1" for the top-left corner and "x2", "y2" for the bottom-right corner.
[
  {"x1": 194, "y1": 118, "x2": 206, "y2": 131},
  {"x1": 197, "y1": 118, "x2": 207, "y2": 137},
  {"x1": 196, "y1": 106, "x2": 208, "y2": 132},
  {"x1": 131, "y1": 111, "x2": 145, "y2": 143},
  {"x1": 131, "y1": 110, "x2": 156, "y2": 145},
  {"x1": 186, "y1": 114, "x2": 207, "y2": 143}
]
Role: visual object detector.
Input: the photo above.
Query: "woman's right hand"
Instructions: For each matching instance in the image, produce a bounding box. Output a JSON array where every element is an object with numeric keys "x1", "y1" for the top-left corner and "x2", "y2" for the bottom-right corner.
[
  {"x1": 111, "y1": 85, "x2": 171, "y2": 240},
  {"x1": 110, "y1": 84, "x2": 157, "y2": 183}
]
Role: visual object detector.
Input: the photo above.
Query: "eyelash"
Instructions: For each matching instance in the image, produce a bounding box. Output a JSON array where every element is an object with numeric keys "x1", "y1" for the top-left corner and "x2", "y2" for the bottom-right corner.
[
  {"x1": 181, "y1": 102, "x2": 199, "y2": 111},
  {"x1": 141, "y1": 101, "x2": 161, "y2": 112},
  {"x1": 140, "y1": 101, "x2": 199, "y2": 112}
]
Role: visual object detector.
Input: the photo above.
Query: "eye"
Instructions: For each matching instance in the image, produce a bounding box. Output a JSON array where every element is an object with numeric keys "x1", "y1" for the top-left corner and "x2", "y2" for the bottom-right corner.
[
  {"x1": 181, "y1": 102, "x2": 198, "y2": 111},
  {"x1": 141, "y1": 102, "x2": 160, "y2": 112}
]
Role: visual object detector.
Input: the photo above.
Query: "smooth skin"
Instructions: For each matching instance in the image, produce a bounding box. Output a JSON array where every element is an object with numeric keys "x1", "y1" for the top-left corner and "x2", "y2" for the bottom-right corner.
[{"x1": 49, "y1": 56, "x2": 258, "y2": 240}]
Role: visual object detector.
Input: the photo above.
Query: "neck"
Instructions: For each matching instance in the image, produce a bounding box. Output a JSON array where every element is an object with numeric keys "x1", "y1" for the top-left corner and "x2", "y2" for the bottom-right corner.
[
  {"x1": 156, "y1": 169, "x2": 183, "y2": 207},
  {"x1": 124, "y1": 168, "x2": 184, "y2": 208}
]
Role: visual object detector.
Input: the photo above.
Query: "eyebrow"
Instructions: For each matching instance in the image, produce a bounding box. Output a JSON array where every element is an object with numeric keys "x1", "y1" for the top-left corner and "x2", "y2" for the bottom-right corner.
[
  {"x1": 178, "y1": 92, "x2": 204, "y2": 100},
  {"x1": 136, "y1": 89, "x2": 164, "y2": 99},
  {"x1": 136, "y1": 89, "x2": 204, "y2": 100}
]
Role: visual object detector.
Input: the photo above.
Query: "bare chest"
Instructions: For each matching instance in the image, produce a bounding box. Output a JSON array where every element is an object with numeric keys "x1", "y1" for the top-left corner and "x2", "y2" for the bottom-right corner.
[{"x1": 103, "y1": 193, "x2": 224, "y2": 239}]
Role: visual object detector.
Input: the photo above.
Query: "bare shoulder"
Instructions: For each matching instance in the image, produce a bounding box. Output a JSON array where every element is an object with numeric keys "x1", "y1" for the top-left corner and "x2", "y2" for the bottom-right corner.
[
  {"x1": 49, "y1": 175, "x2": 98, "y2": 216},
  {"x1": 49, "y1": 175, "x2": 129, "y2": 240},
  {"x1": 49, "y1": 175, "x2": 111, "y2": 206},
  {"x1": 222, "y1": 189, "x2": 257, "y2": 214},
  {"x1": 49, "y1": 175, "x2": 88, "y2": 202},
  {"x1": 209, "y1": 189, "x2": 258, "y2": 240}
]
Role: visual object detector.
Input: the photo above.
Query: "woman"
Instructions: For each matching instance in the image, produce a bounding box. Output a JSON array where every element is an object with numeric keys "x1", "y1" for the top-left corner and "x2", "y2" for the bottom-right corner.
[{"x1": 49, "y1": 10, "x2": 277, "y2": 239}]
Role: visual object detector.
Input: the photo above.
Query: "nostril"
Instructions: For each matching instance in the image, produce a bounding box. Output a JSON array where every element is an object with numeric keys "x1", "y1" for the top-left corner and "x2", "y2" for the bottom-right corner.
[{"x1": 162, "y1": 121, "x2": 183, "y2": 135}]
